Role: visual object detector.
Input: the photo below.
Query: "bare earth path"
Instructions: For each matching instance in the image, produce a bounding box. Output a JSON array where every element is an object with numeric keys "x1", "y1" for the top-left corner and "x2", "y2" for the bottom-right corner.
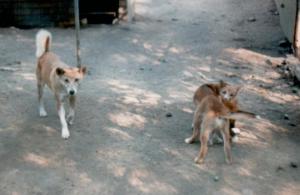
[{"x1": 0, "y1": 0, "x2": 299, "y2": 194}]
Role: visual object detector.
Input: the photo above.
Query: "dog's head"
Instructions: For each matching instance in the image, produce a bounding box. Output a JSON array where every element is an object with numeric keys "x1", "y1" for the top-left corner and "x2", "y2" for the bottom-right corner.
[
  {"x1": 219, "y1": 85, "x2": 241, "y2": 102},
  {"x1": 56, "y1": 66, "x2": 87, "y2": 96},
  {"x1": 206, "y1": 80, "x2": 228, "y2": 95}
]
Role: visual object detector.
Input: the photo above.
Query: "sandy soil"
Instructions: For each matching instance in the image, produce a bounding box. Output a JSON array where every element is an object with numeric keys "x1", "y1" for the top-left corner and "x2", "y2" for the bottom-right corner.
[{"x1": 0, "y1": 0, "x2": 299, "y2": 194}]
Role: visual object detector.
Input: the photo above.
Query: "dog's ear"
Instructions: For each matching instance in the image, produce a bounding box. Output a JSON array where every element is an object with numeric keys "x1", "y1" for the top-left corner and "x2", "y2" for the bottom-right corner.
[
  {"x1": 79, "y1": 66, "x2": 87, "y2": 75},
  {"x1": 219, "y1": 80, "x2": 228, "y2": 88},
  {"x1": 56, "y1": 67, "x2": 65, "y2": 76},
  {"x1": 235, "y1": 85, "x2": 242, "y2": 94}
]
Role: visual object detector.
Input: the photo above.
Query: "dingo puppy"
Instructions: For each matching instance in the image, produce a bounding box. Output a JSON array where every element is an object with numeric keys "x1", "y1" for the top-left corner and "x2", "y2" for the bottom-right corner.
[
  {"x1": 186, "y1": 81, "x2": 258, "y2": 144},
  {"x1": 190, "y1": 85, "x2": 259, "y2": 164},
  {"x1": 192, "y1": 94, "x2": 233, "y2": 164},
  {"x1": 35, "y1": 29, "x2": 86, "y2": 139}
]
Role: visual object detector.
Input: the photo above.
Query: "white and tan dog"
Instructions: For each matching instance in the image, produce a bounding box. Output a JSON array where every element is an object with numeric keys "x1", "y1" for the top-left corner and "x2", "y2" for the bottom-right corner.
[{"x1": 35, "y1": 29, "x2": 86, "y2": 139}]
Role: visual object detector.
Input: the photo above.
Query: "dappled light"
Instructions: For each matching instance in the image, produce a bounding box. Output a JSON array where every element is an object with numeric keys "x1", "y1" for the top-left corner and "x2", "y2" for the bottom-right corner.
[
  {"x1": 181, "y1": 107, "x2": 193, "y2": 114},
  {"x1": 108, "y1": 112, "x2": 146, "y2": 128},
  {"x1": 104, "y1": 127, "x2": 133, "y2": 141},
  {"x1": 16, "y1": 35, "x2": 33, "y2": 43},
  {"x1": 106, "y1": 79, "x2": 161, "y2": 107},
  {"x1": 107, "y1": 163, "x2": 126, "y2": 177},
  {"x1": 23, "y1": 153, "x2": 51, "y2": 167},
  {"x1": 96, "y1": 148, "x2": 130, "y2": 160},
  {"x1": 42, "y1": 125, "x2": 57, "y2": 136},
  {"x1": 237, "y1": 167, "x2": 253, "y2": 177},
  {"x1": 15, "y1": 72, "x2": 35, "y2": 81},
  {"x1": 79, "y1": 172, "x2": 93, "y2": 185},
  {"x1": 223, "y1": 48, "x2": 276, "y2": 67},
  {"x1": 246, "y1": 84, "x2": 298, "y2": 104},
  {"x1": 128, "y1": 169, "x2": 177, "y2": 194},
  {"x1": 276, "y1": 183, "x2": 300, "y2": 195}
]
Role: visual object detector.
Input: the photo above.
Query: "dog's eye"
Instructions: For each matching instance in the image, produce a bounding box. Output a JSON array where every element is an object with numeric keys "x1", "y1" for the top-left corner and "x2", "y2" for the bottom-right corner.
[
  {"x1": 221, "y1": 91, "x2": 226, "y2": 94},
  {"x1": 75, "y1": 78, "x2": 79, "y2": 82},
  {"x1": 65, "y1": 79, "x2": 69, "y2": 83}
]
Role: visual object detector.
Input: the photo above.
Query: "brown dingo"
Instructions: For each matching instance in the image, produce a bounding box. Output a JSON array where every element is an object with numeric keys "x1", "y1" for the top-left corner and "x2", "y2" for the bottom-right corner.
[{"x1": 35, "y1": 30, "x2": 86, "y2": 139}]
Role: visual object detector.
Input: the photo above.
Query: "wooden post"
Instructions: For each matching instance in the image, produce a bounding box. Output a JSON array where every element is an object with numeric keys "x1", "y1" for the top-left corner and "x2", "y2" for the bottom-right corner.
[
  {"x1": 127, "y1": 0, "x2": 135, "y2": 22},
  {"x1": 294, "y1": 0, "x2": 300, "y2": 58},
  {"x1": 74, "y1": 0, "x2": 81, "y2": 67}
]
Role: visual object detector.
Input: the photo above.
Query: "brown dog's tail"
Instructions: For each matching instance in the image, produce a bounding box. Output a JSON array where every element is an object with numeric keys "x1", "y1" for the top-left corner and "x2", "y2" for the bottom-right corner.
[
  {"x1": 235, "y1": 110, "x2": 259, "y2": 118},
  {"x1": 36, "y1": 29, "x2": 52, "y2": 58},
  {"x1": 221, "y1": 110, "x2": 261, "y2": 121}
]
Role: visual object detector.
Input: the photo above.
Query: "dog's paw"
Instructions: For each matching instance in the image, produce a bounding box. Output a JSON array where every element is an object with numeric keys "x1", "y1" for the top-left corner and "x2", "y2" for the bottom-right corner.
[
  {"x1": 185, "y1": 137, "x2": 194, "y2": 144},
  {"x1": 226, "y1": 158, "x2": 232, "y2": 165},
  {"x1": 67, "y1": 115, "x2": 74, "y2": 125},
  {"x1": 61, "y1": 129, "x2": 70, "y2": 139},
  {"x1": 194, "y1": 157, "x2": 204, "y2": 164},
  {"x1": 215, "y1": 136, "x2": 224, "y2": 144},
  {"x1": 39, "y1": 109, "x2": 48, "y2": 117},
  {"x1": 232, "y1": 135, "x2": 239, "y2": 143},
  {"x1": 231, "y1": 127, "x2": 241, "y2": 134}
]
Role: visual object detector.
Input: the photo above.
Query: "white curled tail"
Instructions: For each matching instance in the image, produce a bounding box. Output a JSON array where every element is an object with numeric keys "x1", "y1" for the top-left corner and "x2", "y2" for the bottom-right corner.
[{"x1": 36, "y1": 29, "x2": 52, "y2": 58}]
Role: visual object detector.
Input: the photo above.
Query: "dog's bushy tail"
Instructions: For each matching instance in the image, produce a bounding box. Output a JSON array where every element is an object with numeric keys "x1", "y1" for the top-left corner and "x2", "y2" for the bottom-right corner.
[
  {"x1": 220, "y1": 111, "x2": 261, "y2": 121},
  {"x1": 36, "y1": 29, "x2": 52, "y2": 58}
]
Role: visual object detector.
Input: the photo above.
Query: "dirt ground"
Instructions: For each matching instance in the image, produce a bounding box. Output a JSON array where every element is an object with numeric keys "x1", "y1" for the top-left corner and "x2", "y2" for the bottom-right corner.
[{"x1": 0, "y1": 0, "x2": 300, "y2": 194}]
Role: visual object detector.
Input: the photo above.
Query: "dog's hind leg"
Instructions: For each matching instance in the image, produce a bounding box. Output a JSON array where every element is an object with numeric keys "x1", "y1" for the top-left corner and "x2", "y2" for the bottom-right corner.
[
  {"x1": 36, "y1": 63, "x2": 47, "y2": 117},
  {"x1": 194, "y1": 128, "x2": 210, "y2": 164},
  {"x1": 67, "y1": 95, "x2": 76, "y2": 125},
  {"x1": 221, "y1": 120, "x2": 232, "y2": 164},
  {"x1": 37, "y1": 82, "x2": 47, "y2": 117},
  {"x1": 185, "y1": 106, "x2": 202, "y2": 144}
]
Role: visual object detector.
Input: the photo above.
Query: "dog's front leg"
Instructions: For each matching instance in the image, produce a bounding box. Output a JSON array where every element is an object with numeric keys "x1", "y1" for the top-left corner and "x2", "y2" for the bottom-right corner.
[
  {"x1": 56, "y1": 95, "x2": 70, "y2": 139},
  {"x1": 67, "y1": 95, "x2": 76, "y2": 125}
]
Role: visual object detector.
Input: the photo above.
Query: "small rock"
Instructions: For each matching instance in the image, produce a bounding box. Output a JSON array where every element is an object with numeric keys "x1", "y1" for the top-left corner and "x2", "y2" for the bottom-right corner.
[
  {"x1": 233, "y1": 37, "x2": 246, "y2": 42},
  {"x1": 247, "y1": 17, "x2": 256, "y2": 22},
  {"x1": 81, "y1": 18, "x2": 88, "y2": 25},
  {"x1": 171, "y1": 18, "x2": 178, "y2": 22},
  {"x1": 290, "y1": 162, "x2": 298, "y2": 168},
  {"x1": 159, "y1": 58, "x2": 167, "y2": 63},
  {"x1": 289, "y1": 123, "x2": 296, "y2": 127},
  {"x1": 157, "y1": 19, "x2": 163, "y2": 23},
  {"x1": 259, "y1": 84, "x2": 272, "y2": 89},
  {"x1": 283, "y1": 114, "x2": 289, "y2": 120},
  {"x1": 265, "y1": 59, "x2": 273, "y2": 66},
  {"x1": 276, "y1": 166, "x2": 284, "y2": 172},
  {"x1": 166, "y1": 113, "x2": 172, "y2": 117},
  {"x1": 225, "y1": 73, "x2": 239, "y2": 78},
  {"x1": 213, "y1": 176, "x2": 219, "y2": 182},
  {"x1": 292, "y1": 88, "x2": 298, "y2": 93},
  {"x1": 139, "y1": 67, "x2": 144, "y2": 70},
  {"x1": 270, "y1": 9, "x2": 279, "y2": 16},
  {"x1": 281, "y1": 60, "x2": 287, "y2": 65}
]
